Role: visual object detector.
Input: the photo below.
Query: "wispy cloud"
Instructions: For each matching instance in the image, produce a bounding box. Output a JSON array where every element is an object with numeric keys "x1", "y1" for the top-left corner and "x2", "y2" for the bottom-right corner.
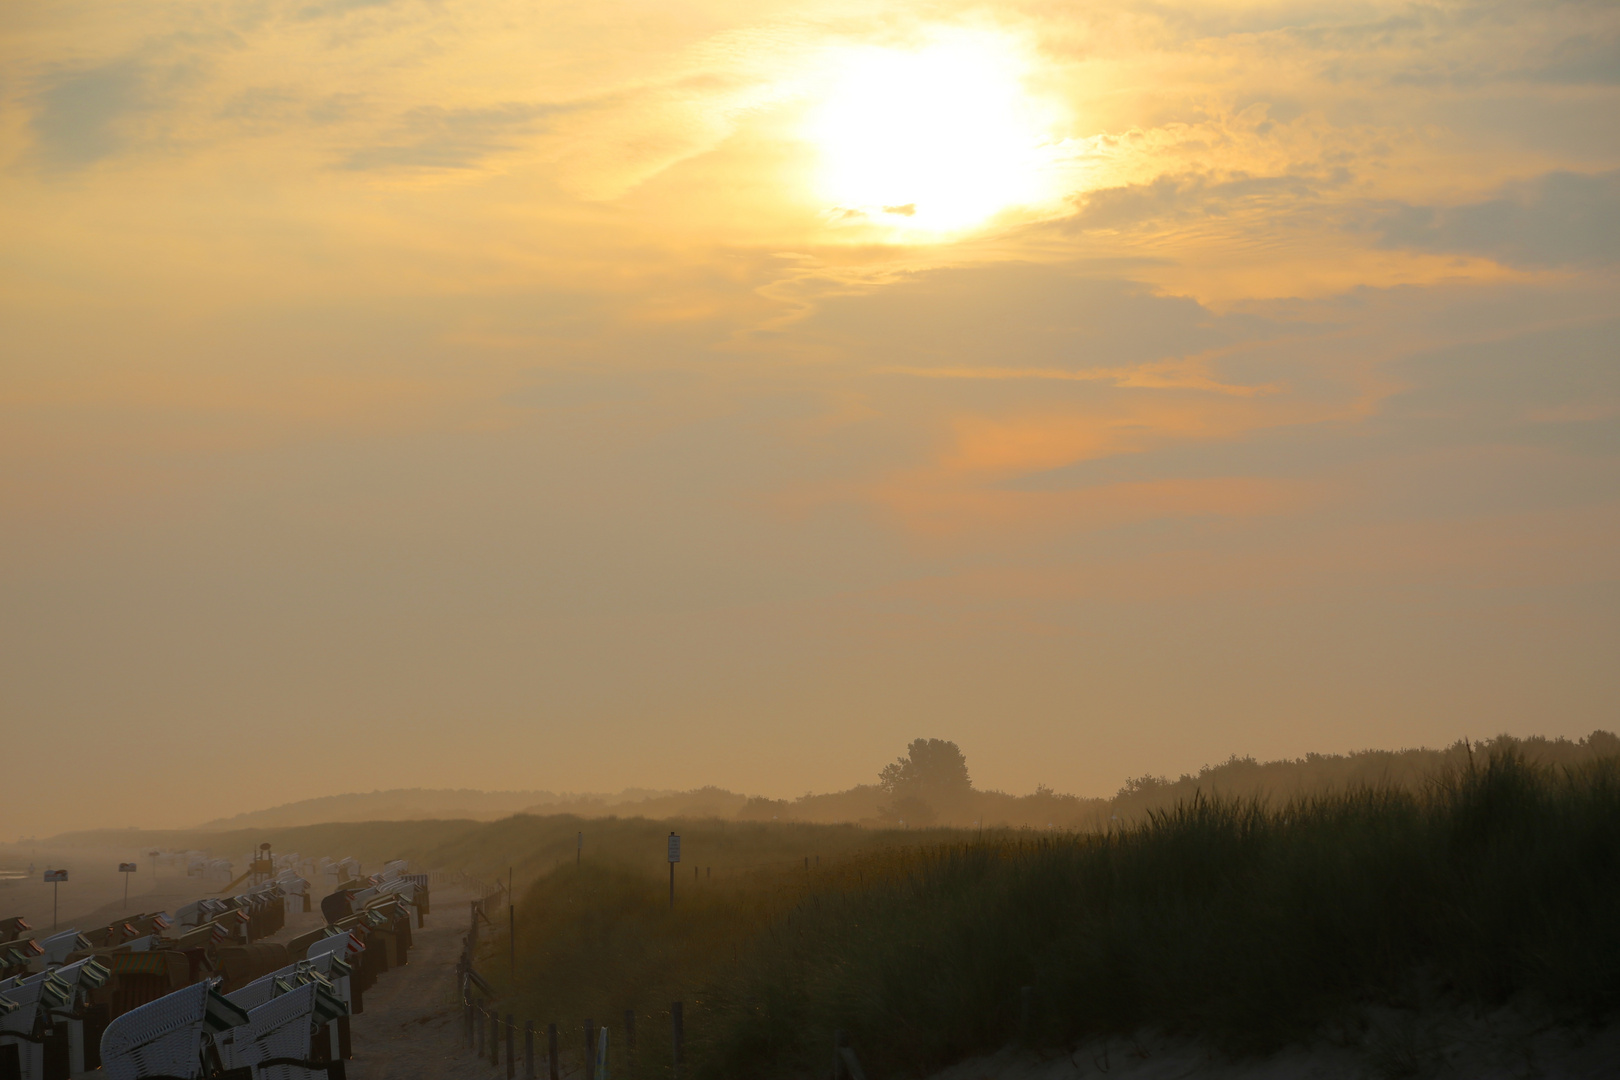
[
  {"x1": 339, "y1": 100, "x2": 592, "y2": 171},
  {"x1": 1372, "y1": 170, "x2": 1620, "y2": 267},
  {"x1": 28, "y1": 58, "x2": 150, "y2": 169}
]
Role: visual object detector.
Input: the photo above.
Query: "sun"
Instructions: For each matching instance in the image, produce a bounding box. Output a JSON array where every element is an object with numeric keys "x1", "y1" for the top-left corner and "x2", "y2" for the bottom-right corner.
[{"x1": 807, "y1": 32, "x2": 1054, "y2": 233}]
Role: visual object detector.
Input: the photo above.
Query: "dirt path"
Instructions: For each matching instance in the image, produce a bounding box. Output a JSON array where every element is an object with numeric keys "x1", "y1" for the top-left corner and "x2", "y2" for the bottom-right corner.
[{"x1": 340, "y1": 888, "x2": 505, "y2": 1080}]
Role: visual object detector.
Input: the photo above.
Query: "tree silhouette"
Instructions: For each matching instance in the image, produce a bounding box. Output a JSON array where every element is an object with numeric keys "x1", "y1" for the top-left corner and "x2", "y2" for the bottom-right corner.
[{"x1": 878, "y1": 739, "x2": 972, "y2": 824}]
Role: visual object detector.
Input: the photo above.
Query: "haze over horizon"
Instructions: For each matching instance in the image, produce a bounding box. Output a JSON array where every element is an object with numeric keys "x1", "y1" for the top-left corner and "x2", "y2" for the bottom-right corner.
[{"x1": 3, "y1": 0, "x2": 1616, "y2": 839}]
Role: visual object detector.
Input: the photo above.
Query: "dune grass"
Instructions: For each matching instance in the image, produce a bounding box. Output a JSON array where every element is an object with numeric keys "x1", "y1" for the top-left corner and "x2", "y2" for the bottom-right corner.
[
  {"x1": 694, "y1": 750, "x2": 1620, "y2": 1076},
  {"x1": 470, "y1": 750, "x2": 1619, "y2": 1078}
]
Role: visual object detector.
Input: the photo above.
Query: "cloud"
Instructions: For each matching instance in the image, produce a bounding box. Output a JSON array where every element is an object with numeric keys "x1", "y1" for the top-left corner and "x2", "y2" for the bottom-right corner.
[
  {"x1": 29, "y1": 59, "x2": 149, "y2": 169},
  {"x1": 1374, "y1": 170, "x2": 1620, "y2": 267},
  {"x1": 339, "y1": 100, "x2": 588, "y2": 171},
  {"x1": 1520, "y1": 26, "x2": 1620, "y2": 85},
  {"x1": 1068, "y1": 173, "x2": 1326, "y2": 233},
  {"x1": 295, "y1": 0, "x2": 406, "y2": 21},
  {"x1": 794, "y1": 262, "x2": 1273, "y2": 376}
]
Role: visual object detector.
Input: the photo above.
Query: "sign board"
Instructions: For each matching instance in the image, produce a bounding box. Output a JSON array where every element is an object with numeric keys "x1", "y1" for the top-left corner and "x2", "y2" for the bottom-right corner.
[
  {"x1": 119, "y1": 862, "x2": 138, "y2": 873},
  {"x1": 667, "y1": 833, "x2": 681, "y2": 864},
  {"x1": 44, "y1": 869, "x2": 68, "y2": 882}
]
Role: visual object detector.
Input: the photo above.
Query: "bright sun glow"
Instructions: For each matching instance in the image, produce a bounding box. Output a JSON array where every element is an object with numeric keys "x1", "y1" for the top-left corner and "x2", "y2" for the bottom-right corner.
[{"x1": 808, "y1": 33, "x2": 1053, "y2": 233}]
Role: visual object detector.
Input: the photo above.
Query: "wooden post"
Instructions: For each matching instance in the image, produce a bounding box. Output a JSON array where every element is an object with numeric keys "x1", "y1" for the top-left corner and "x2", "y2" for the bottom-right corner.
[
  {"x1": 584, "y1": 1019, "x2": 596, "y2": 1080},
  {"x1": 670, "y1": 1002, "x2": 683, "y2": 1079},
  {"x1": 548, "y1": 1022, "x2": 559, "y2": 1080},
  {"x1": 477, "y1": 1006, "x2": 486, "y2": 1058},
  {"x1": 492, "y1": 1010, "x2": 501, "y2": 1065},
  {"x1": 525, "y1": 1019, "x2": 536, "y2": 1080},
  {"x1": 465, "y1": 999, "x2": 474, "y2": 1049},
  {"x1": 507, "y1": 1014, "x2": 516, "y2": 1079}
]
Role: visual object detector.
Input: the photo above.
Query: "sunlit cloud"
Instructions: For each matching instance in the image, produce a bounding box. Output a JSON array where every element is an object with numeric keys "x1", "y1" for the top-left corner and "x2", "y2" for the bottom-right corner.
[{"x1": 1, "y1": 0, "x2": 1618, "y2": 834}]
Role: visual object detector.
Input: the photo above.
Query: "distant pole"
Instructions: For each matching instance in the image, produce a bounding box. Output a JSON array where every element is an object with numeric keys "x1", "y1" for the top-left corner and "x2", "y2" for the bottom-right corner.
[{"x1": 667, "y1": 832, "x2": 680, "y2": 910}]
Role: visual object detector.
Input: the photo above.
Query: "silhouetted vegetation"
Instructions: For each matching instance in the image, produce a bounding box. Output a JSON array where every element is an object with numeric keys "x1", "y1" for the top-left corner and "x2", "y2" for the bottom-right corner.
[
  {"x1": 85, "y1": 730, "x2": 1620, "y2": 836},
  {"x1": 689, "y1": 748, "x2": 1620, "y2": 1076},
  {"x1": 456, "y1": 745, "x2": 1620, "y2": 1078}
]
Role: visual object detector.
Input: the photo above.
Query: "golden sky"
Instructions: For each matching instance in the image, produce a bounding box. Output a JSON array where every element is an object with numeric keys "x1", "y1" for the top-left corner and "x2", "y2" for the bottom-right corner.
[{"x1": 3, "y1": 0, "x2": 1617, "y2": 835}]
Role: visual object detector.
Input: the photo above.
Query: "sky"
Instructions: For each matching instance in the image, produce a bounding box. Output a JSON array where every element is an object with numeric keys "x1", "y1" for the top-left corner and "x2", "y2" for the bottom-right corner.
[{"x1": 2, "y1": 0, "x2": 1617, "y2": 838}]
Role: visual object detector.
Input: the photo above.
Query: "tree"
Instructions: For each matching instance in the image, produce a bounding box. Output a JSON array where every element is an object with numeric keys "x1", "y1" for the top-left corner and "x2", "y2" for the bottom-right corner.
[{"x1": 878, "y1": 739, "x2": 973, "y2": 821}]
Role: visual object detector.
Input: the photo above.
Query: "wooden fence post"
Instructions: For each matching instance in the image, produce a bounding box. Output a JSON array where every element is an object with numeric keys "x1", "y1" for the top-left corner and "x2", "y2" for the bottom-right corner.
[
  {"x1": 493, "y1": 1010, "x2": 502, "y2": 1065},
  {"x1": 584, "y1": 1018, "x2": 596, "y2": 1080},
  {"x1": 548, "y1": 1022, "x2": 560, "y2": 1080},
  {"x1": 477, "y1": 1005, "x2": 486, "y2": 1058},
  {"x1": 525, "y1": 1019, "x2": 536, "y2": 1080},
  {"x1": 507, "y1": 1013, "x2": 516, "y2": 1079}
]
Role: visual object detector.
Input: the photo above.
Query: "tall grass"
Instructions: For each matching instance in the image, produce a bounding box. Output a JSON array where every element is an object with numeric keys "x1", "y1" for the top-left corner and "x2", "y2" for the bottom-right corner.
[{"x1": 685, "y1": 750, "x2": 1620, "y2": 1076}]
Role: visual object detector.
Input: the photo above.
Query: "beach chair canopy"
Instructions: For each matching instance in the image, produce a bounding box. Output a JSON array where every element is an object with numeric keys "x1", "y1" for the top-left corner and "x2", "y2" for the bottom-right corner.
[{"x1": 100, "y1": 980, "x2": 250, "y2": 1080}]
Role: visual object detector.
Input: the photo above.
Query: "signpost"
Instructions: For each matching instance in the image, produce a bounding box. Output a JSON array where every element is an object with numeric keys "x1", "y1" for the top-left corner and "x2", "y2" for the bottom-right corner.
[
  {"x1": 667, "y1": 833, "x2": 680, "y2": 909},
  {"x1": 44, "y1": 868, "x2": 67, "y2": 929},
  {"x1": 119, "y1": 861, "x2": 138, "y2": 908}
]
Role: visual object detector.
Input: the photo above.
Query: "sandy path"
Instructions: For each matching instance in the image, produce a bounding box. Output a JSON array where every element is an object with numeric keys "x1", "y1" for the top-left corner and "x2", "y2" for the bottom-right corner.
[{"x1": 339, "y1": 889, "x2": 505, "y2": 1080}]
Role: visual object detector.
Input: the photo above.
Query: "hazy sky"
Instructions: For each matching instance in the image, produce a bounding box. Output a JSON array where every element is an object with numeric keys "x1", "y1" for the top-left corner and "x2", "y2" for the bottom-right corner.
[{"x1": 3, "y1": 0, "x2": 1617, "y2": 837}]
